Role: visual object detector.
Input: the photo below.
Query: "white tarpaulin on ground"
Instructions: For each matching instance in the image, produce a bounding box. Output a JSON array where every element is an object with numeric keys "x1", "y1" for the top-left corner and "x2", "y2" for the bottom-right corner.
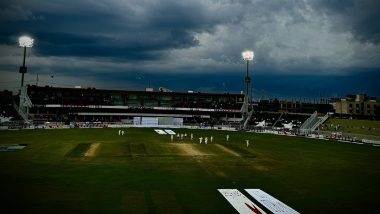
[
  {"x1": 154, "y1": 129, "x2": 167, "y2": 135},
  {"x1": 164, "y1": 129, "x2": 176, "y2": 135},
  {"x1": 218, "y1": 189, "x2": 266, "y2": 214},
  {"x1": 245, "y1": 189, "x2": 299, "y2": 214},
  {"x1": 0, "y1": 144, "x2": 27, "y2": 152}
]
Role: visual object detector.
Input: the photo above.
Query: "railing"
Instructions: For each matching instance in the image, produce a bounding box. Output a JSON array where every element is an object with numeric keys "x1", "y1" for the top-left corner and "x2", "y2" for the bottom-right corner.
[
  {"x1": 311, "y1": 113, "x2": 329, "y2": 131},
  {"x1": 242, "y1": 110, "x2": 254, "y2": 129},
  {"x1": 23, "y1": 93, "x2": 33, "y2": 108},
  {"x1": 13, "y1": 103, "x2": 28, "y2": 121},
  {"x1": 300, "y1": 111, "x2": 317, "y2": 129},
  {"x1": 272, "y1": 112, "x2": 284, "y2": 128},
  {"x1": 17, "y1": 86, "x2": 33, "y2": 122},
  {"x1": 300, "y1": 112, "x2": 330, "y2": 135},
  {"x1": 299, "y1": 111, "x2": 319, "y2": 134}
]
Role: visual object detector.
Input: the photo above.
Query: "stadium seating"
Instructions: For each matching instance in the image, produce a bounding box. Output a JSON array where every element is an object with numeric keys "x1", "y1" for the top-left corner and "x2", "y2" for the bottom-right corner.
[
  {"x1": 26, "y1": 85, "x2": 244, "y2": 123},
  {"x1": 0, "y1": 90, "x2": 22, "y2": 121},
  {"x1": 299, "y1": 112, "x2": 330, "y2": 135}
]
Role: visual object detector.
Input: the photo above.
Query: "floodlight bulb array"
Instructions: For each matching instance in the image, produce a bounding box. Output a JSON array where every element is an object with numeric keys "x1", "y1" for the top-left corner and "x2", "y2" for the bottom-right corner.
[
  {"x1": 242, "y1": 51, "x2": 254, "y2": 61},
  {"x1": 19, "y1": 36, "x2": 34, "y2": 47}
]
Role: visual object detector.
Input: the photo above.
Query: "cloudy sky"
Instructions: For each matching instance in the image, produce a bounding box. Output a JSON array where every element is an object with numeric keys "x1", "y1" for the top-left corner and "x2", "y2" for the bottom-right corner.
[{"x1": 0, "y1": 0, "x2": 379, "y2": 99}]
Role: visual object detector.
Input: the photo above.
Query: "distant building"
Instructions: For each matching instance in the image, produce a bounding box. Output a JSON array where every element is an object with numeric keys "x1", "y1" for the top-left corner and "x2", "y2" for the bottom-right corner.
[{"x1": 332, "y1": 94, "x2": 379, "y2": 119}]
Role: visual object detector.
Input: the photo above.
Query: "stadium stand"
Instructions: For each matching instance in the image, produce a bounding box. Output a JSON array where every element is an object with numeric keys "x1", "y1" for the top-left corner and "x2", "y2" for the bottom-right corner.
[
  {"x1": 26, "y1": 85, "x2": 245, "y2": 125},
  {"x1": 299, "y1": 111, "x2": 330, "y2": 135},
  {"x1": 249, "y1": 111, "x2": 309, "y2": 130},
  {"x1": 0, "y1": 90, "x2": 22, "y2": 121},
  {"x1": 1, "y1": 85, "x2": 337, "y2": 131}
]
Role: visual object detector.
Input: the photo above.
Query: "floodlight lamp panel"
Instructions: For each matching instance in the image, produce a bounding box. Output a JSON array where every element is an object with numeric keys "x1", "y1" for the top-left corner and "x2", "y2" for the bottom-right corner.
[
  {"x1": 19, "y1": 36, "x2": 34, "y2": 47},
  {"x1": 242, "y1": 50, "x2": 254, "y2": 61}
]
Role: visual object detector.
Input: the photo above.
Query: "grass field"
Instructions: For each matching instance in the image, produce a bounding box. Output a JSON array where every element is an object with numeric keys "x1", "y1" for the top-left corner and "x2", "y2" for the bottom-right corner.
[
  {"x1": 323, "y1": 118, "x2": 380, "y2": 140},
  {"x1": 0, "y1": 128, "x2": 379, "y2": 213}
]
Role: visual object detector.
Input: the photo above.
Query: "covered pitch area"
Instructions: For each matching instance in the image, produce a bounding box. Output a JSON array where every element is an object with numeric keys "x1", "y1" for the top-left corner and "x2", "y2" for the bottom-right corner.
[{"x1": 0, "y1": 128, "x2": 379, "y2": 213}]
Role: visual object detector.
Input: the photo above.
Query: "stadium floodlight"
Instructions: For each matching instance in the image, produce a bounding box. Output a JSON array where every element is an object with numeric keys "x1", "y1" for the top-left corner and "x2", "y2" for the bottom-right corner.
[
  {"x1": 241, "y1": 50, "x2": 254, "y2": 97},
  {"x1": 241, "y1": 50, "x2": 254, "y2": 129},
  {"x1": 18, "y1": 36, "x2": 34, "y2": 87},
  {"x1": 242, "y1": 50, "x2": 254, "y2": 61},
  {"x1": 19, "y1": 36, "x2": 34, "y2": 47}
]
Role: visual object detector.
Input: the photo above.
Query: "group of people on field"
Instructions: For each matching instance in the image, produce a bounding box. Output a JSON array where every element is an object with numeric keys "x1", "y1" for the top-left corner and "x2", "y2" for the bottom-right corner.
[
  {"x1": 117, "y1": 129, "x2": 251, "y2": 147},
  {"x1": 169, "y1": 133, "x2": 250, "y2": 147}
]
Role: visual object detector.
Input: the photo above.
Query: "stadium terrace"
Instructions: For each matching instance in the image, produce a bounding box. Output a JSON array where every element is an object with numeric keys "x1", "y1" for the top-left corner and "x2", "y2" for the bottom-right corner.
[{"x1": 25, "y1": 85, "x2": 245, "y2": 125}]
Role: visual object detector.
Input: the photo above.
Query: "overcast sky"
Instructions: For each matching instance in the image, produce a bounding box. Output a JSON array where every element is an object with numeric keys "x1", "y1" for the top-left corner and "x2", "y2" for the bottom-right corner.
[{"x1": 0, "y1": 0, "x2": 379, "y2": 99}]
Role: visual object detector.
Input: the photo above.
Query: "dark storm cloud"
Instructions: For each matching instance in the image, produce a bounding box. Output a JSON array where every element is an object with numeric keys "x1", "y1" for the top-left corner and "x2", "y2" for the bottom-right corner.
[
  {"x1": 32, "y1": 32, "x2": 160, "y2": 60},
  {"x1": 1, "y1": 0, "x2": 379, "y2": 65},
  {"x1": 313, "y1": 0, "x2": 380, "y2": 44},
  {"x1": 0, "y1": 0, "x2": 225, "y2": 60},
  {"x1": 0, "y1": 0, "x2": 379, "y2": 97}
]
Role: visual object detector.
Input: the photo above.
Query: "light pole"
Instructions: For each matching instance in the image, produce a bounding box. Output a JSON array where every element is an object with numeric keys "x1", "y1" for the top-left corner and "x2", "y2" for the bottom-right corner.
[
  {"x1": 241, "y1": 50, "x2": 254, "y2": 129},
  {"x1": 242, "y1": 50, "x2": 254, "y2": 99},
  {"x1": 18, "y1": 36, "x2": 34, "y2": 87}
]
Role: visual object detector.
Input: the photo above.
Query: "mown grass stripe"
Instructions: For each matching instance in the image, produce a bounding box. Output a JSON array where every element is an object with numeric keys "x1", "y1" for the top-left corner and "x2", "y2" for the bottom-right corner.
[{"x1": 66, "y1": 143, "x2": 92, "y2": 157}]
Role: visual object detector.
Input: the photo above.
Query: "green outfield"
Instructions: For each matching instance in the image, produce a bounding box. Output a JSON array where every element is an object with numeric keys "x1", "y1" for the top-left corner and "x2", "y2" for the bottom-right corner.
[
  {"x1": 322, "y1": 118, "x2": 380, "y2": 140},
  {"x1": 0, "y1": 128, "x2": 379, "y2": 213}
]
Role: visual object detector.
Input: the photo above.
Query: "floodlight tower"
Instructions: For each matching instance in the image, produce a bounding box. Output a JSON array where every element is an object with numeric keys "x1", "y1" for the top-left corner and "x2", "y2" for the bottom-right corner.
[
  {"x1": 242, "y1": 50, "x2": 254, "y2": 99},
  {"x1": 19, "y1": 36, "x2": 34, "y2": 87},
  {"x1": 18, "y1": 36, "x2": 34, "y2": 122},
  {"x1": 241, "y1": 50, "x2": 254, "y2": 129}
]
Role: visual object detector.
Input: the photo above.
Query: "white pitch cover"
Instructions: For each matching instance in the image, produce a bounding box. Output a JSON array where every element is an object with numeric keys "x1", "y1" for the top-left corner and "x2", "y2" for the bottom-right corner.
[
  {"x1": 154, "y1": 129, "x2": 167, "y2": 135},
  {"x1": 218, "y1": 189, "x2": 266, "y2": 214},
  {"x1": 245, "y1": 189, "x2": 299, "y2": 214},
  {"x1": 164, "y1": 129, "x2": 176, "y2": 135}
]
